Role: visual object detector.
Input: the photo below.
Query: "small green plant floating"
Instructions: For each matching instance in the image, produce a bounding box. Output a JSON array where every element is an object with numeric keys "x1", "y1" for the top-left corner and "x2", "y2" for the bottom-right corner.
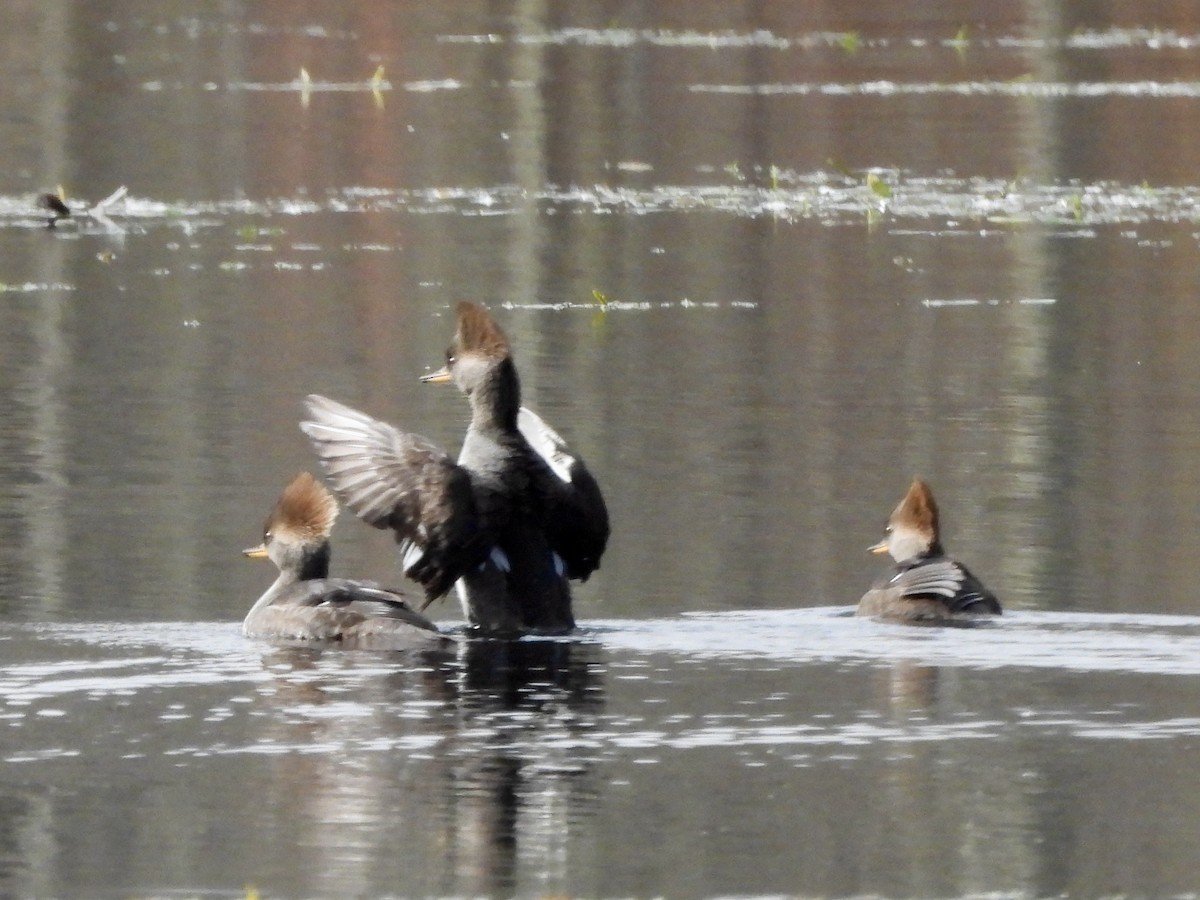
[
  {"x1": 237, "y1": 225, "x2": 286, "y2": 240},
  {"x1": 837, "y1": 32, "x2": 860, "y2": 55},
  {"x1": 949, "y1": 25, "x2": 969, "y2": 62},
  {"x1": 371, "y1": 64, "x2": 386, "y2": 109},
  {"x1": 866, "y1": 172, "x2": 892, "y2": 199},
  {"x1": 591, "y1": 289, "x2": 610, "y2": 308}
]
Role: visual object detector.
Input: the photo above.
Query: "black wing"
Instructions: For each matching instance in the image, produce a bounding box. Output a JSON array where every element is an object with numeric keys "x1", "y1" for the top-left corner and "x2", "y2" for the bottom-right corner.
[
  {"x1": 518, "y1": 406, "x2": 609, "y2": 581},
  {"x1": 300, "y1": 394, "x2": 489, "y2": 604}
]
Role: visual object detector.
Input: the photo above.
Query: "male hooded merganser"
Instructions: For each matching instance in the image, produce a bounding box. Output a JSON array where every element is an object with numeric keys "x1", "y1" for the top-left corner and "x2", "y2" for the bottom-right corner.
[
  {"x1": 300, "y1": 301, "x2": 609, "y2": 636},
  {"x1": 242, "y1": 471, "x2": 446, "y2": 647},
  {"x1": 858, "y1": 479, "x2": 1002, "y2": 621}
]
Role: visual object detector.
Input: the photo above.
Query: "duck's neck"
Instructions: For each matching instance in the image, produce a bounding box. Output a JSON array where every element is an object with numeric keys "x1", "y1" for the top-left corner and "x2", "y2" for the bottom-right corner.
[
  {"x1": 470, "y1": 357, "x2": 521, "y2": 433},
  {"x1": 909, "y1": 539, "x2": 945, "y2": 562},
  {"x1": 297, "y1": 542, "x2": 332, "y2": 580},
  {"x1": 244, "y1": 571, "x2": 293, "y2": 625}
]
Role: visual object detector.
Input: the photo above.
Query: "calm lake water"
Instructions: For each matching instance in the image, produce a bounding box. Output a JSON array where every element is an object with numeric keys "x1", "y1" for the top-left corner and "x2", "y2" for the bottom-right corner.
[{"x1": 3, "y1": 2, "x2": 1200, "y2": 897}]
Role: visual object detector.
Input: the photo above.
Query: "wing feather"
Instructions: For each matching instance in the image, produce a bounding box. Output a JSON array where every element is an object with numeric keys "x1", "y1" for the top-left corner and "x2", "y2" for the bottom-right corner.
[{"x1": 300, "y1": 394, "x2": 489, "y2": 602}]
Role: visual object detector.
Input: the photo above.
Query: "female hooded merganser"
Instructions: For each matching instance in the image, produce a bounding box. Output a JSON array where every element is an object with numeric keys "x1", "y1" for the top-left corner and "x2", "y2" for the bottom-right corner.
[
  {"x1": 300, "y1": 301, "x2": 609, "y2": 636},
  {"x1": 242, "y1": 471, "x2": 446, "y2": 647},
  {"x1": 858, "y1": 479, "x2": 1002, "y2": 621}
]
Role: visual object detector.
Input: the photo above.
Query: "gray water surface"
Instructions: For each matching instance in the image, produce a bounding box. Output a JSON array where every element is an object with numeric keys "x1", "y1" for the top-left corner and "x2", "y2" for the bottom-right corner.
[{"x1": 4, "y1": 610, "x2": 1200, "y2": 897}]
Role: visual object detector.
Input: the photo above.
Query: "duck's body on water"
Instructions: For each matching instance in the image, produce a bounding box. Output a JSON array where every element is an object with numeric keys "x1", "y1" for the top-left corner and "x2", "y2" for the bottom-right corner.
[
  {"x1": 243, "y1": 472, "x2": 446, "y2": 648},
  {"x1": 858, "y1": 479, "x2": 1001, "y2": 622}
]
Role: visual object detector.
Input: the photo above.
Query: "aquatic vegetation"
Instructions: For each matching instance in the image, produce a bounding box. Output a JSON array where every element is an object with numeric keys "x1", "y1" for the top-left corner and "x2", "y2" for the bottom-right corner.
[
  {"x1": 948, "y1": 24, "x2": 970, "y2": 61},
  {"x1": 866, "y1": 172, "x2": 892, "y2": 200},
  {"x1": 2, "y1": 173, "x2": 1199, "y2": 235},
  {"x1": 236, "y1": 225, "x2": 286, "y2": 239}
]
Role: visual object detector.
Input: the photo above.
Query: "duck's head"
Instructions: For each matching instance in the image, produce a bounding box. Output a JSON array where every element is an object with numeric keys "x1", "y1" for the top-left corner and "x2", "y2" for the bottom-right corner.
[
  {"x1": 420, "y1": 302, "x2": 521, "y2": 427},
  {"x1": 244, "y1": 472, "x2": 338, "y2": 578},
  {"x1": 868, "y1": 479, "x2": 941, "y2": 563},
  {"x1": 420, "y1": 301, "x2": 514, "y2": 398}
]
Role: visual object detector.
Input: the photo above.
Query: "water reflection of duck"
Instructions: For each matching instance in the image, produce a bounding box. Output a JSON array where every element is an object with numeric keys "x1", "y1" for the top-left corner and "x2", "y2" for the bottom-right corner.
[
  {"x1": 250, "y1": 636, "x2": 604, "y2": 895},
  {"x1": 858, "y1": 479, "x2": 1002, "y2": 622},
  {"x1": 301, "y1": 301, "x2": 609, "y2": 637},
  {"x1": 242, "y1": 472, "x2": 447, "y2": 647}
]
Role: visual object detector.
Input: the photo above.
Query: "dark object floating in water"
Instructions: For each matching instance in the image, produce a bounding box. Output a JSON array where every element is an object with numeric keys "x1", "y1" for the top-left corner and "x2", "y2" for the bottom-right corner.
[
  {"x1": 37, "y1": 192, "x2": 71, "y2": 228},
  {"x1": 858, "y1": 479, "x2": 1002, "y2": 623}
]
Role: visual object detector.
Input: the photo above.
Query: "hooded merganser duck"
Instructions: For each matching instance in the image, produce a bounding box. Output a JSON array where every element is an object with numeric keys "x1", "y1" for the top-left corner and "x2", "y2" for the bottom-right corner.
[
  {"x1": 300, "y1": 301, "x2": 609, "y2": 636},
  {"x1": 858, "y1": 479, "x2": 1002, "y2": 621},
  {"x1": 242, "y1": 471, "x2": 446, "y2": 647}
]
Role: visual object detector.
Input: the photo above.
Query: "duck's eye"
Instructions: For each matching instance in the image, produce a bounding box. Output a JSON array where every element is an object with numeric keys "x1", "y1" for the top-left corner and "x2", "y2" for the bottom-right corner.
[{"x1": 264, "y1": 530, "x2": 273, "y2": 543}]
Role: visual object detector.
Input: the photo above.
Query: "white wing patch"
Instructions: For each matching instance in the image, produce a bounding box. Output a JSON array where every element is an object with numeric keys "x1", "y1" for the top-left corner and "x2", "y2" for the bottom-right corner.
[
  {"x1": 489, "y1": 546, "x2": 511, "y2": 572},
  {"x1": 518, "y1": 407, "x2": 575, "y2": 483}
]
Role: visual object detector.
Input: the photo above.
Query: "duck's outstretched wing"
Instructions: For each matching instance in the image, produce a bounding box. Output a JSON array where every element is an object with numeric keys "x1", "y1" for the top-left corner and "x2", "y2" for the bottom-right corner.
[
  {"x1": 518, "y1": 407, "x2": 610, "y2": 581},
  {"x1": 300, "y1": 394, "x2": 489, "y2": 605}
]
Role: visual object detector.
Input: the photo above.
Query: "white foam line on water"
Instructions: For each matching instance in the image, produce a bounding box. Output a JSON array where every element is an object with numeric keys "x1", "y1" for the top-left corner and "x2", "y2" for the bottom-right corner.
[
  {"x1": 3, "y1": 178, "x2": 1198, "y2": 228},
  {"x1": 499, "y1": 300, "x2": 759, "y2": 312},
  {"x1": 690, "y1": 81, "x2": 1200, "y2": 97},
  {"x1": 922, "y1": 298, "x2": 1058, "y2": 308},
  {"x1": 438, "y1": 28, "x2": 1200, "y2": 52},
  {"x1": 14, "y1": 610, "x2": 1200, "y2": 696},
  {"x1": 585, "y1": 609, "x2": 1200, "y2": 675}
]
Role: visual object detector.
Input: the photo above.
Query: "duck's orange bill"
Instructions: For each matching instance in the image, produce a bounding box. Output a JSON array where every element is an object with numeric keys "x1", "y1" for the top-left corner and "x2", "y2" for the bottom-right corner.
[
  {"x1": 867, "y1": 540, "x2": 889, "y2": 554},
  {"x1": 419, "y1": 366, "x2": 452, "y2": 384},
  {"x1": 243, "y1": 544, "x2": 269, "y2": 559}
]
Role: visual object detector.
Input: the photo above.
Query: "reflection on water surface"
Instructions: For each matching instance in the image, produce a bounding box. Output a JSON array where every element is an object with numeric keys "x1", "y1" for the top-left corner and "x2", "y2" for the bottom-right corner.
[{"x1": 3, "y1": 610, "x2": 1200, "y2": 896}]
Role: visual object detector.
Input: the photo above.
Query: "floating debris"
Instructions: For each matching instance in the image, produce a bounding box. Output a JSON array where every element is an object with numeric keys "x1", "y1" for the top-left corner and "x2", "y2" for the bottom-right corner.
[
  {"x1": 36, "y1": 190, "x2": 71, "y2": 228},
  {"x1": 1, "y1": 175, "x2": 1198, "y2": 232}
]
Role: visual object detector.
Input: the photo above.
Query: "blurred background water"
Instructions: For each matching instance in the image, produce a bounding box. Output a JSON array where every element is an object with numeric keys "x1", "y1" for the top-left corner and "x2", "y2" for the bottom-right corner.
[{"x1": 3, "y1": 2, "x2": 1200, "y2": 897}]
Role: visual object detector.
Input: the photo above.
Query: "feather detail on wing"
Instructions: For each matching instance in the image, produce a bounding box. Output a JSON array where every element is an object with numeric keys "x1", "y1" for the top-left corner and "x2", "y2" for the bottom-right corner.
[
  {"x1": 518, "y1": 406, "x2": 610, "y2": 581},
  {"x1": 300, "y1": 394, "x2": 490, "y2": 603},
  {"x1": 889, "y1": 558, "x2": 1001, "y2": 615},
  {"x1": 890, "y1": 559, "x2": 965, "y2": 600}
]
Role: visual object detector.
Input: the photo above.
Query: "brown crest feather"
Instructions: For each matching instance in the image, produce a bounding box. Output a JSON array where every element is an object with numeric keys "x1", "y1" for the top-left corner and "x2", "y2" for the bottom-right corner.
[
  {"x1": 268, "y1": 472, "x2": 339, "y2": 540},
  {"x1": 454, "y1": 301, "x2": 510, "y2": 358},
  {"x1": 893, "y1": 479, "x2": 939, "y2": 537}
]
